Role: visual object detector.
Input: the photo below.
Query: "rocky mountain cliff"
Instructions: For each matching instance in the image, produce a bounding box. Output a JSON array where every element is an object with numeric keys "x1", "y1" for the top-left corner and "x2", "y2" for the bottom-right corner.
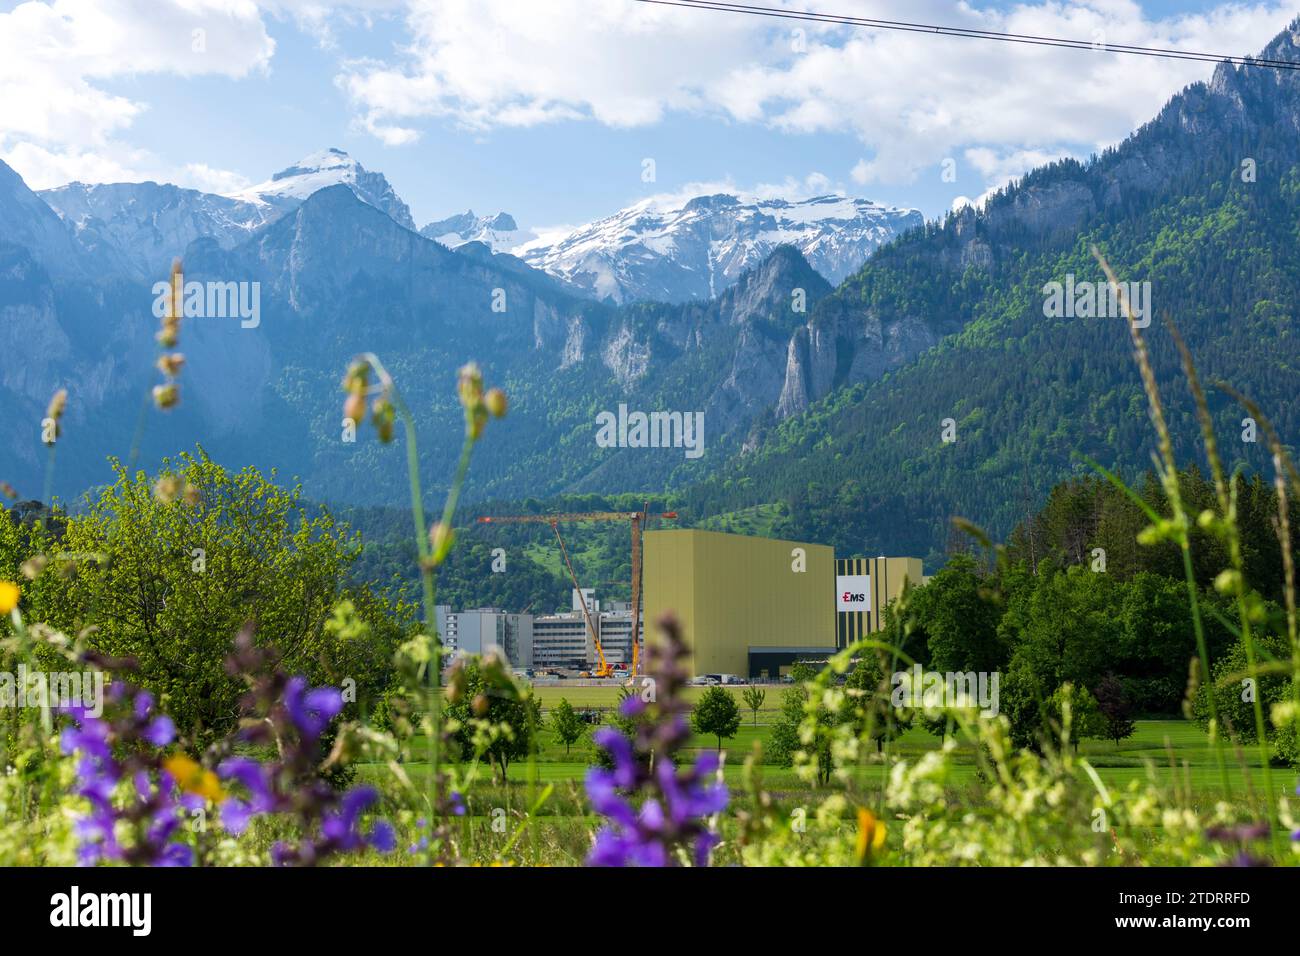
[
  {"x1": 0, "y1": 159, "x2": 924, "y2": 507},
  {"x1": 39, "y1": 181, "x2": 274, "y2": 280},
  {"x1": 0, "y1": 162, "x2": 98, "y2": 279},
  {"x1": 682, "y1": 17, "x2": 1300, "y2": 564}
]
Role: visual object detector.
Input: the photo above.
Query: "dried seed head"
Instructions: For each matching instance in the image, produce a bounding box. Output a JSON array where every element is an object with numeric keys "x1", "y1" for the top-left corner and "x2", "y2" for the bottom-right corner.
[
  {"x1": 169, "y1": 258, "x2": 184, "y2": 317},
  {"x1": 457, "y1": 362, "x2": 483, "y2": 410},
  {"x1": 46, "y1": 389, "x2": 67, "y2": 422},
  {"x1": 152, "y1": 382, "x2": 179, "y2": 410},
  {"x1": 153, "y1": 475, "x2": 182, "y2": 503},
  {"x1": 156, "y1": 353, "x2": 186, "y2": 377},
  {"x1": 484, "y1": 388, "x2": 508, "y2": 419},
  {"x1": 20, "y1": 555, "x2": 47, "y2": 580},
  {"x1": 343, "y1": 360, "x2": 370, "y2": 395},
  {"x1": 371, "y1": 395, "x2": 395, "y2": 443},
  {"x1": 343, "y1": 392, "x2": 366, "y2": 425},
  {"x1": 428, "y1": 522, "x2": 455, "y2": 565}
]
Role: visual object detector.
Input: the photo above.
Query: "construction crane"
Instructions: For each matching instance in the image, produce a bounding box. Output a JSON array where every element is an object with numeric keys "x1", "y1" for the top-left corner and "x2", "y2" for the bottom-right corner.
[{"x1": 476, "y1": 508, "x2": 678, "y2": 677}]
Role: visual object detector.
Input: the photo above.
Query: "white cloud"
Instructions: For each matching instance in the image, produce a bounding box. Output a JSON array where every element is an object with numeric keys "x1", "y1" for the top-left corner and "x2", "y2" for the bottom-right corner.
[
  {"x1": 178, "y1": 162, "x2": 253, "y2": 194},
  {"x1": 263, "y1": 0, "x2": 403, "y2": 50},
  {"x1": 1, "y1": 142, "x2": 257, "y2": 196},
  {"x1": 965, "y1": 146, "x2": 1074, "y2": 183},
  {"x1": 0, "y1": 0, "x2": 275, "y2": 187},
  {"x1": 336, "y1": 0, "x2": 775, "y2": 133},
  {"x1": 752, "y1": 171, "x2": 841, "y2": 201},
  {"x1": 339, "y1": 0, "x2": 1297, "y2": 195},
  {"x1": 0, "y1": 141, "x2": 153, "y2": 190}
]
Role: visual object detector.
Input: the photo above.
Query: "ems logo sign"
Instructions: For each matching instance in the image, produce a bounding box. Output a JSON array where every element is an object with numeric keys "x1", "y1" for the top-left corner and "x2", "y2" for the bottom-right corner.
[{"x1": 836, "y1": 575, "x2": 871, "y2": 612}]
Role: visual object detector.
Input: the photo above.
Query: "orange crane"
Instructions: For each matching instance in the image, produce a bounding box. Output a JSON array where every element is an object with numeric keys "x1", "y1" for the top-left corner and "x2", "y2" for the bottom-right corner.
[{"x1": 476, "y1": 508, "x2": 677, "y2": 677}]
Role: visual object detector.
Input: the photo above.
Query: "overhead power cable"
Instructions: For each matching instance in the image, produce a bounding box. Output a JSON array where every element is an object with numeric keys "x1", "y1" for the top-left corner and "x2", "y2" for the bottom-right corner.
[{"x1": 633, "y1": 0, "x2": 1300, "y2": 71}]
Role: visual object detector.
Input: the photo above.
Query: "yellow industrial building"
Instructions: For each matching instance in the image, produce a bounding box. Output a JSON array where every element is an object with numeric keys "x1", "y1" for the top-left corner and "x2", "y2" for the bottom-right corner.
[
  {"x1": 643, "y1": 528, "x2": 924, "y2": 678},
  {"x1": 834, "y1": 555, "x2": 926, "y2": 650}
]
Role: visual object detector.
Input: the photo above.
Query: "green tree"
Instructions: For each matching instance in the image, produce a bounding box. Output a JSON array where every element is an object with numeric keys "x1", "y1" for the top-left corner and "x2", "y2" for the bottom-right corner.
[
  {"x1": 1000, "y1": 655, "x2": 1051, "y2": 750},
  {"x1": 789, "y1": 661, "x2": 820, "y2": 682},
  {"x1": 741, "y1": 685, "x2": 766, "y2": 725},
  {"x1": 1048, "y1": 682, "x2": 1106, "y2": 749},
  {"x1": 843, "y1": 651, "x2": 910, "y2": 752},
  {"x1": 1001, "y1": 566, "x2": 1119, "y2": 707},
  {"x1": 767, "y1": 685, "x2": 809, "y2": 768},
  {"x1": 11, "y1": 450, "x2": 407, "y2": 748},
  {"x1": 767, "y1": 681, "x2": 838, "y2": 785},
  {"x1": 549, "y1": 697, "x2": 585, "y2": 755},
  {"x1": 444, "y1": 655, "x2": 541, "y2": 782},
  {"x1": 1116, "y1": 572, "x2": 1233, "y2": 713},
  {"x1": 1193, "y1": 632, "x2": 1291, "y2": 747},
  {"x1": 1094, "y1": 673, "x2": 1136, "y2": 747},
  {"x1": 766, "y1": 661, "x2": 832, "y2": 774},
  {"x1": 907, "y1": 553, "x2": 1006, "y2": 672},
  {"x1": 691, "y1": 685, "x2": 741, "y2": 751}
]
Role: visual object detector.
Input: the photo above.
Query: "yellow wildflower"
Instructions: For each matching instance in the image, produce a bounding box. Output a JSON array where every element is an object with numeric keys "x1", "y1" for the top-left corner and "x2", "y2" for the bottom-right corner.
[
  {"x1": 0, "y1": 580, "x2": 19, "y2": 614},
  {"x1": 163, "y1": 753, "x2": 225, "y2": 803},
  {"x1": 855, "y1": 807, "x2": 886, "y2": 863}
]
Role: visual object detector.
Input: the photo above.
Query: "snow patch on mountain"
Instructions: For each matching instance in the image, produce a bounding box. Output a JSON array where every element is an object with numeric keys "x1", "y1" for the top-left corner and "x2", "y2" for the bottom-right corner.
[
  {"x1": 514, "y1": 192, "x2": 923, "y2": 304},
  {"x1": 40, "y1": 181, "x2": 274, "y2": 278},
  {"x1": 39, "y1": 149, "x2": 421, "y2": 278}
]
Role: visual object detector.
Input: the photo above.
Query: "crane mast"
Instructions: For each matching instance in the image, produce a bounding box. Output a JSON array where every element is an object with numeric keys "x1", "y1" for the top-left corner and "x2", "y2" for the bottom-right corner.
[{"x1": 476, "y1": 509, "x2": 677, "y2": 676}]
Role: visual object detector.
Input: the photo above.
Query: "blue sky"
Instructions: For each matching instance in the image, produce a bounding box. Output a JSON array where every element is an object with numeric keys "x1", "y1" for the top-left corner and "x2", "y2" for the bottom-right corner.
[{"x1": 2, "y1": 0, "x2": 1296, "y2": 231}]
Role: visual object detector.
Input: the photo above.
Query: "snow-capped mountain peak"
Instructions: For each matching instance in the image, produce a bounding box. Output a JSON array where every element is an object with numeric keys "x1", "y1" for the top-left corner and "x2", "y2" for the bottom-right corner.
[
  {"x1": 515, "y1": 191, "x2": 923, "y2": 304},
  {"x1": 37, "y1": 148, "x2": 420, "y2": 279},
  {"x1": 419, "y1": 209, "x2": 533, "y2": 252},
  {"x1": 228, "y1": 148, "x2": 416, "y2": 231}
]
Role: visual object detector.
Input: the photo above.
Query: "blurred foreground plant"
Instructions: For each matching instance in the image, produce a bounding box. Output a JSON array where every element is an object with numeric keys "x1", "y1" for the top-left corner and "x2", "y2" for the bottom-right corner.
[{"x1": 586, "y1": 614, "x2": 728, "y2": 866}]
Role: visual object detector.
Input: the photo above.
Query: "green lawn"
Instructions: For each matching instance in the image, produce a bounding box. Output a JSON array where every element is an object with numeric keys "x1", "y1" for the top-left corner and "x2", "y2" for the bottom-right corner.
[
  {"x1": 529, "y1": 682, "x2": 784, "y2": 715},
  {"x1": 363, "y1": 718, "x2": 1272, "y2": 806}
]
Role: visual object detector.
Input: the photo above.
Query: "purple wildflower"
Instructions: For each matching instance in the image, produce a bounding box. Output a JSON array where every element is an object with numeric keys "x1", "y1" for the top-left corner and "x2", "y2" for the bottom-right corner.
[
  {"x1": 59, "y1": 684, "x2": 196, "y2": 867},
  {"x1": 586, "y1": 614, "x2": 727, "y2": 867},
  {"x1": 213, "y1": 625, "x2": 395, "y2": 866}
]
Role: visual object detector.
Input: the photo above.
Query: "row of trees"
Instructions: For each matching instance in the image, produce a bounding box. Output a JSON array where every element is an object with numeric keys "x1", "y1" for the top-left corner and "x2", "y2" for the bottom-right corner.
[
  {"x1": 757, "y1": 467, "x2": 1298, "y2": 768},
  {"x1": 548, "y1": 685, "x2": 752, "y2": 758}
]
